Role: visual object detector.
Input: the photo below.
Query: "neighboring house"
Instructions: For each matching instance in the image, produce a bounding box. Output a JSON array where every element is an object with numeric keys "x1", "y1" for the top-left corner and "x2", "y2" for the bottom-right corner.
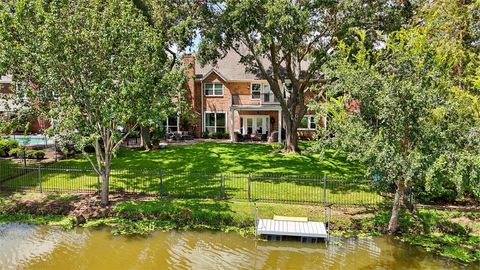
[
  {"x1": 182, "y1": 50, "x2": 324, "y2": 142},
  {"x1": 0, "y1": 75, "x2": 16, "y2": 119},
  {"x1": 0, "y1": 75, "x2": 49, "y2": 133}
]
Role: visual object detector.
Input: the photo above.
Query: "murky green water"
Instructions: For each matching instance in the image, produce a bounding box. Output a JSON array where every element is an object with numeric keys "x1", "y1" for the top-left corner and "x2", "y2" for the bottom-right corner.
[{"x1": 0, "y1": 223, "x2": 476, "y2": 270}]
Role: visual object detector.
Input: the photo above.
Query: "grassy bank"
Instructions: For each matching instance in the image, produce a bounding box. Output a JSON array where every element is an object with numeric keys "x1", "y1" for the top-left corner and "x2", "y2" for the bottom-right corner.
[{"x1": 0, "y1": 192, "x2": 478, "y2": 263}]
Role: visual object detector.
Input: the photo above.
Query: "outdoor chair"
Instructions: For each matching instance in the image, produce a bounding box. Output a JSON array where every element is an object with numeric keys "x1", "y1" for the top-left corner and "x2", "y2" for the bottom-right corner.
[
  {"x1": 251, "y1": 132, "x2": 262, "y2": 141},
  {"x1": 235, "y1": 132, "x2": 245, "y2": 142},
  {"x1": 180, "y1": 131, "x2": 194, "y2": 140}
]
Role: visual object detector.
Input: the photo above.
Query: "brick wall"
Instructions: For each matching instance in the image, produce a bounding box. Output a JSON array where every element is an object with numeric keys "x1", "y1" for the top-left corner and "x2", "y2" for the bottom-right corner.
[{"x1": 182, "y1": 55, "x2": 323, "y2": 139}]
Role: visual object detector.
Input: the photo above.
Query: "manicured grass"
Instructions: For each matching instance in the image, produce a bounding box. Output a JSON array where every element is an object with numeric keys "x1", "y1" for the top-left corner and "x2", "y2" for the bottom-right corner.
[
  {"x1": 1, "y1": 142, "x2": 382, "y2": 205},
  {"x1": 0, "y1": 159, "x2": 21, "y2": 179},
  {"x1": 36, "y1": 142, "x2": 363, "y2": 175}
]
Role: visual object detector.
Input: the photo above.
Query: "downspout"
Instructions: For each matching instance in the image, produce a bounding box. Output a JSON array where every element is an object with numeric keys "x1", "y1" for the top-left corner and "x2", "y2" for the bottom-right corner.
[
  {"x1": 177, "y1": 92, "x2": 181, "y2": 132},
  {"x1": 201, "y1": 80, "x2": 204, "y2": 134}
]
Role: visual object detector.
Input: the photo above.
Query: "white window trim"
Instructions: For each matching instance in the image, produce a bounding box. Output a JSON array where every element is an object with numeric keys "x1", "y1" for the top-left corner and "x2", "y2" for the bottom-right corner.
[
  {"x1": 203, "y1": 83, "x2": 224, "y2": 97},
  {"x1": 165, "y1": 116, "x2": 180, "y2": 133},
  {"x1": 203, "y1": 111, "x2": 227, "y2": 133},
  {"x1": 298, "y1": 115, "x2": 316, "y2": 130},
  {"x1": 250, "y1": 82, "x2": 262, "y2": 100}
]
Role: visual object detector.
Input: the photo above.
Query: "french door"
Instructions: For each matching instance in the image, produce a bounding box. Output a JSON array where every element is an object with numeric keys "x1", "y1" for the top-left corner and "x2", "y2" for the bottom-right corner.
[{"x1": 241, "y1": 116, "x2": 269, "y2": 134}]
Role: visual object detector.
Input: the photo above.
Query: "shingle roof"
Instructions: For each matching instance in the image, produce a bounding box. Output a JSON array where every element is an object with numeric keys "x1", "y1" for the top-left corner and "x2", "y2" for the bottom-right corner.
[{"x1": 195, "y1": 48, "x2": 309, "y2": 81}]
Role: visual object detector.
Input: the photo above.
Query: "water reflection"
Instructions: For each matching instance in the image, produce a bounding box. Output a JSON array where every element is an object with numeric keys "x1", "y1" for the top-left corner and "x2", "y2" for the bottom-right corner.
[{"x1": 0, "y1": 224, "x2": 475, "y2": 270}]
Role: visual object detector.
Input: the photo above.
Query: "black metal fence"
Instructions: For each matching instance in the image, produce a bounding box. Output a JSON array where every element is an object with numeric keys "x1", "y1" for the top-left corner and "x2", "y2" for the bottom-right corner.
[{"x1": 0, "y1": 164, "x2": 384, "y2": 206}]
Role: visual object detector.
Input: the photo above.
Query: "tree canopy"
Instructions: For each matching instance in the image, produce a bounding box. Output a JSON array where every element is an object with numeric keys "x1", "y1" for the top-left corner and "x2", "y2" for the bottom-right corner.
[
  {"x1": 313, "y1": 0, "x2": 480, "y2": 233},
  {"x1": 0, "y1": 0, "x2": 184, "y2": 205}
]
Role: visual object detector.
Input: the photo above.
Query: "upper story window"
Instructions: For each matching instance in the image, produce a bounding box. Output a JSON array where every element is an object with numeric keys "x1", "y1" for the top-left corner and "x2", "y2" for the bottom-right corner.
[
  {"x1": 283, "y1": 82, "x2": 292, "y2": 99},
  {"x1": 299, "y1": 115, "x2": 316, "y2": 130},
  {"x1": 204, "y1": 83, "x2": 223, "y2": 96},
  {"x1": 284, "y1": 83, "x2": 293, "y2": 92},
  {"x1": 251, "y1": 83, "x2": 262, "y2": 99}
]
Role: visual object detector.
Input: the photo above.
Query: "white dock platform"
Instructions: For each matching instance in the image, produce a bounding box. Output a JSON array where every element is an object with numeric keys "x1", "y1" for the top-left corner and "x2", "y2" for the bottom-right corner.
[{"x1": 256, "y1": 219, "x2": 328, "y2": 239}]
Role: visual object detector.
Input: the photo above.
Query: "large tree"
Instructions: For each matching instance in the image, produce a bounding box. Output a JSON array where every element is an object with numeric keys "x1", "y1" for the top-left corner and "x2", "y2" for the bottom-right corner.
[
  {"x1": 0, "y1": 0, "x2": 183, "y2": 205},
  {"x1": 197, "y1": 0, "x2": 417, "y2": 152},
  {"x1": 132, "y1": 0, "x2": 200, "y2": 149},
  {"x1": 314, "y1": 0, "x2": 480, "y2": 233}
]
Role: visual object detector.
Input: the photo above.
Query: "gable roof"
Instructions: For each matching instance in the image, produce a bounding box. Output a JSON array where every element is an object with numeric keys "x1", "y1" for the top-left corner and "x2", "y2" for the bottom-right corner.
[
  {"x1": 195, "y1": 48, "x2": 310, "y2": 81},
  {"x1": 201, "y1": 69, "x2": 229, "y2": 82}
]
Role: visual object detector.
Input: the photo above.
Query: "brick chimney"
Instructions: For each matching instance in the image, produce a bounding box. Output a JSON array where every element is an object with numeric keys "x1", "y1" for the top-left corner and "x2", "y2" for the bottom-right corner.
[
  {"x1": 183, "y1": 54, "x2": 195, "y2": 82},
  {"x1": 183, "y1": 53, "x2": 195, "y2": 100},
  {"x1": 182, "y1": 54, "x2": 201, "y2": 137}
]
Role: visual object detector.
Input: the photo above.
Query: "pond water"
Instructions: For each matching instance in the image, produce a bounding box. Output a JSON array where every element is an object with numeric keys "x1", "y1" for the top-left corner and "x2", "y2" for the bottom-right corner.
[{"x1": 0, "y1": 223, "x2": 476, "y2": 270}]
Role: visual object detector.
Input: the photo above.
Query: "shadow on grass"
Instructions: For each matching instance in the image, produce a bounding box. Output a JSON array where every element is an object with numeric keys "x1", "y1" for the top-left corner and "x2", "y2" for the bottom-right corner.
[{"x1": 1, "y1": 142, "x2": 372, "y2": 202}]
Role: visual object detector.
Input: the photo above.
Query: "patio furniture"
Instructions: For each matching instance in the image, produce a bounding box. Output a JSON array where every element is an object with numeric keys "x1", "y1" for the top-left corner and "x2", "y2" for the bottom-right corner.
[
  {"x1": 180, "y1": 131, "x2": 194, "y2": 140},
  {"x1": 250, "y1": 132, "x2": 262, "y2": 141},
  {"x1": 235, "y1": 132, "x2": 245, "y2": 142},
  {"x1": 167, "y1": 132, "x2": 182, "y2": 141}
]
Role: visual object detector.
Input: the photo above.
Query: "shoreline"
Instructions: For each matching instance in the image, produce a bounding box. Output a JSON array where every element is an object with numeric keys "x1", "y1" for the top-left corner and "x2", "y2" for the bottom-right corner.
[{"x1": 0, "y1": 192, "x2": 478, "y2": 263}]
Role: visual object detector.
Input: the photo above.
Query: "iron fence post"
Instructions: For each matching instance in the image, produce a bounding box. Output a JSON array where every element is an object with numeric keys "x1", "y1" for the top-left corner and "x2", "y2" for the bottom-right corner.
[
  {"x1": 323, "y1": 174, "x2": 327, "y2": 207},
  {"x1": 323, "y1": 174, "x2": 327, "y2": 223},
  {"x1": 159, "y1": 169, "x2": 164, "y2": 197},
  {"x1": 220, "y1": 173, "x2": 225, "y2": 199},
  {"x1": 247, "y1": 173, "x2": 251, "y2": 202},
  {"x1": 38, "y1": 164, "x2": 42, "y2": 193}
]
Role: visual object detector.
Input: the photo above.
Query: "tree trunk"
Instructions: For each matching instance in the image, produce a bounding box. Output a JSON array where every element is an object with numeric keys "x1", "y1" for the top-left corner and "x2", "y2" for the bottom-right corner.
[
  {"x1": 100, "y1": 170, "x2": 109, "y2": 206},
  {"x1": 140, "y1": 126, "x2": 151, "y2": 150},
  {"x1": 283, "y1": 116, "x2": 300, "y2": 153},
  {"x1": 387, "y1": 180, "x2": 405, "y2": 234}
]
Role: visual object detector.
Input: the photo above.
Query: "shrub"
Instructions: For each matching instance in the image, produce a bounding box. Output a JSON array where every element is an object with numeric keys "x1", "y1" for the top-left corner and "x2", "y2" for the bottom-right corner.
[
  {"x1": 209, "y1": 132, "x2": 227, "y2": 139},
  {"x1": 29, "y1": 150, "x2": 46, "y2": 159},
  {"x1": 7, "y1": 148, "x2": 45, "y2": 159},
  {"x1": 8, "y1": 147, "x2": 27, "y2": 158},
  {"x1": 0, "y1": 139, "x2": 19, "y2": 157}
]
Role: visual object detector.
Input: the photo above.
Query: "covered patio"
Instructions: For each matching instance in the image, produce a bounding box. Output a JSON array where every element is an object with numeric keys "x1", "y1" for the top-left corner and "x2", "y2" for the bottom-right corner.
[{"x1": 229, "y1": 105, "x2": 283, "y2": 143}]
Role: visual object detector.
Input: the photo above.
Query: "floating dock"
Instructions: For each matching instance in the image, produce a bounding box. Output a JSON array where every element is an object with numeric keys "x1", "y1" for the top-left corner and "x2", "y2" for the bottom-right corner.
[{"x1": 254, "y1": 211, "x2": 329, "y2": 242}]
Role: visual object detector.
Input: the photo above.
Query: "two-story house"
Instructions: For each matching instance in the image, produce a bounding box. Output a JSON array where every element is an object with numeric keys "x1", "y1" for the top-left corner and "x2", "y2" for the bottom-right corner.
[{"x1": 182, "y1": 50, "x2": 321, "y2": 142}]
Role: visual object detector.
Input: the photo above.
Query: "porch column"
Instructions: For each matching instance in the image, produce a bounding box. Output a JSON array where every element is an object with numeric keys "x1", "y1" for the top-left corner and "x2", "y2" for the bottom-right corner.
[
  {"x1": 230, "y1": 108, "x2": 235, "y2": 143},
  {"x1": 177, "y1": 114, "x2": 180, "y2": 132},
  {"x1": 278, "y1": 108, "x2": 282, "y2": 143}
]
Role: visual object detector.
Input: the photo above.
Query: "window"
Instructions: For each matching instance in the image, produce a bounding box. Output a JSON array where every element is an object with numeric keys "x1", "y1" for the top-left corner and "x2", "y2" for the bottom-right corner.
[
  {"x1": 205, "y1": 112, "x2": 226, "y2": 133},
  {"x1": 251, "y1": 83, "x2": 261, "y2": 99},
  {"x1": 299, "y1": 115, "x2": 316, "y2": 130},
  {"x1": 164, "y1": 116, "x2": 179, "y2": 133},
  {"x1": 283, "y1": 82, "x2": 292, "y2": 99},
  {"x1": 204, "y1": 83, "x2": 223, "y2": 96},
  {"x1": 284, "y1": 83, "x2": 293, "y2": 92},
  {"x1": 263, "y1": 84, "x2": 271, "y2": 102}
]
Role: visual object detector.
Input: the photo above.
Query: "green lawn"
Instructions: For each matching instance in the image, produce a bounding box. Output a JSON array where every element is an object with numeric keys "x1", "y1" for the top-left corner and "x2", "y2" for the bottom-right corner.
[
  {"x1": 34, "y1": 142, "x2": 362, "y2": 175},
  {"x1": 0, "y1": 142, "x2": 382, "y2": 205},
  {"x1": 0, "y1": 159, "x2": 19, "y2": 179}
]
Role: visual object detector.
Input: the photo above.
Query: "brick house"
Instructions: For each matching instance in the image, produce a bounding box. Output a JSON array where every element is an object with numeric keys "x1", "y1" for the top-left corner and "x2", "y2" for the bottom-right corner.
[
  {"x1": 182, "y1": 50, "x2": 323, "y2": 142},
  {"x1": 0, "y1": 75, "x2": 49, "y2": 133}
]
